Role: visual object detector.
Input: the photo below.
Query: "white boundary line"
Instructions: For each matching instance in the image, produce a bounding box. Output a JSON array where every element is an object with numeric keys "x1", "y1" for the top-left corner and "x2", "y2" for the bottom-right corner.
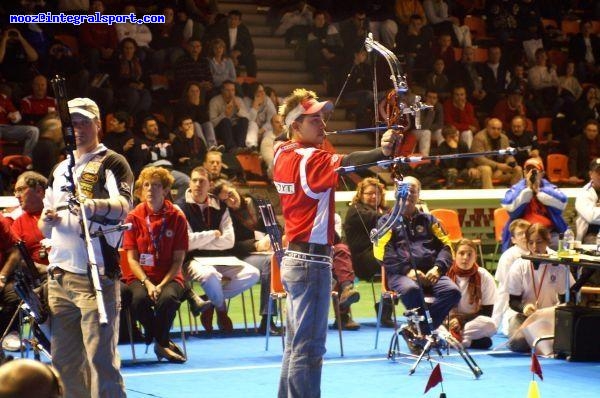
[{"x1": 123, "y1": 350, "x2": 514, "y2": 378}]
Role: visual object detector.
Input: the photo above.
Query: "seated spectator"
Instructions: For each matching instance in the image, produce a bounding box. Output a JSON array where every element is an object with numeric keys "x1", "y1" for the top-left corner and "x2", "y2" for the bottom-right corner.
[
  {"x1": 265, "y1": 86, "x2": 283, "y2": 110},
  {"x1": 365, "y1": 1, "x2": 398, "y2": 50},
  {"x1": 492, "y1": 86, "x2": 527, "y2": 129},
  {"x1": 343, "y1": 177, "x2": 392, "y2": 325},
  {"x1": 0, "y1": 88, "x2": 39, "y2": 158},
  {"x1": 0, "y1": 214, "x2": 22, "y2": 353},
  {"x1": 449, "y1": 47, "x2": 488, "y2": 110},
  {"x1": 244, "y1": 82, "x2": 277, "y2": 152},
  {"x1": 208, "y1": 80, "x2": 250, "y2": 152},
  {"x1": 471, "y1": 118, "x2": 522, "y2": 189},
  {"x1": 212, "y1": 180, "x2": 282, "y2": 335},
  {"x1": 0, "y1": 359, "x2": 63, "y2": 398},
  {"x1": 79, "y1": 0, "x2": 118, "y2": 76},
  {"x1": 573, "y1": 85, "x2": 600, "y2": 134},
  {"x1": 528, "y1": 48, "x2": 562, "y2": 115},
  {"x1": 507, "y1": 223, "x2": 573, "y2": 353},
  {"x1": 501, "y1": 157, "x2": 568, "y2": 251},
  {"x1": 149, "y1": 5, "x2": 185, "y2": 73},
  {"x1": 338, "y1": 8, "x2": 369, "y2": 58},
  {"x1": 112, "y1": 38, "x2": 152, "y2": 118},
  {"x1": 274, "y1": 1, "x2": 314, "y2": 46},
  {"x1": 424, "y1": 59, "x2": 451, "y2": 101},
  {"x1": 102, "y1": 111, "x2": 134, "y2": 156},
  {"x1": 212, "y1": 10, "x2": 257, "y2": 77},
  {"x1": 172, "y1": 115, "x2": 207, "y2": 175},
  {"x1": 41, "y1": 39, "x2": 88, "y2": 98},
  {"x1": 122, "y1": 167, "x2": 188, "y2": 363},
  {"x1": 492, "y1": 219, "x2": 531, "y2": 336},
  {"x1": 558, "y1": 61, "x2": 583, "y2": 119},
  {"x1": 505, "y1": 115, "x2": 539, "y2": 167},
  {"x1": 208, "y1": 38, "x2": 237, "y2": 90},
  {"x1": 568, "y1": 19, "x2": 600, "y2": 83},
  {"x1": 183, "y1": 0, "x2": 218, "y2": 27},
  {"x1": 434, "y1": 125, "x2": 481, "y2": 188},
  {"x1": 203, "y1": 148, "x2": 229, "y2": 184},
  {"x1": 394, "y1": 0, "x2": 427, "y2": 27},
  {"x1": 486, "y1": 0, "x2": 518, "y2": 44},
  {"x1": 339, "y1": 48, "x2": 375, "y2": 128},
  {"x1": 305, "y1": 10, "x2": 344, "y2": 94},
  {"x1": 423, "y1": 0, "x2": 472, "y2": 47},
  {"x1": 479, "y1": 46, "x2": 510, "y2": 112},
  {"x1": 176, "y1": 8, "x2": 206, "y2": 44},
  {"x1": 176, "y1": 167, "x2": 260, "y2": 333},
  {"x1": 330, "y1": 240, "x2": 362, "y2": 330},
  {"x1": 443, "y1": 85, "x2": 478, "y2": 149},
  {"x1": 115, "y1": 3, "x2": 153, "y2": 63},
  {"x1": 263, "y1": 114, "x2": 283, "y2": 178},
  {"x1": 431, "y1": 34, "x2": 456, "y2": 69},
  {"x1": 417, "y1": 89, "x2": 444, "y2": 152},
  {"x1": 129, "y1": 116, "x2": 190, "y2": 199},
  {"x1": 569, "y1": 120, "x2": 600, "y2": 181},
  {"x1": 572, "y1": 158, "x2": 600, "y2": 292},
  {"x1": 171, "y1": 38, "x2": 213, "y2": 99},
  {"x1": 19, "y1": 75, "x2": 57, "y2": 126},
  {"x1": 444, "y1": 238, "x2": 497, "y2": 349},
  {"x1": 174, "y1": 81, "x2": 217, "y2": 148},
  {"x1": 374, "y1": 176, "x2": 460, "y2": 353},
  {"x1": 0, "y1": 26, "x2": 39, "y2": 100},
  {"x1": 396, "y1": 14, "x2": 433, "y2": 75}
]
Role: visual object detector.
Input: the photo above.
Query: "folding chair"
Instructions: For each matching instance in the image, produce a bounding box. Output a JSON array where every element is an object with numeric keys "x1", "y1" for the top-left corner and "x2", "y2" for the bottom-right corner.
[
  {"x1": 119, "y1": 250, "x2": 187, "y2": 363},
  {"x1": 481, "y1": 208, "x2": 509, "y2": 271},
  {"x1": 236, "y1": 153, "x2": 268, "y2": 187},
  {"x1": 535, "y1": 117, "x2": 559, "y2": 146},
  {"x1": 546, "y1": 154, "x2": 584, "y2": 185},
  {"x1": 430, "y1": 208, "x2": 484, "y2": 263},
  {"x1": 226, "y1": 285, "x2": 258, "y2": 332},
  {"x1": 464, "y1": 15, "x2": 494, "y2": 43}
]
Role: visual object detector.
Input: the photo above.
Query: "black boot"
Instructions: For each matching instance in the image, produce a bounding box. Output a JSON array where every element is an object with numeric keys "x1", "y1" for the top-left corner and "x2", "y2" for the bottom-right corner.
[
  {"x1": 374, "y1": 301, "x2": 395, "y2": 328},
  {"x1": 258, "y1": 315, "x2": 282, "y2": 336},
  {"x1": 183, "y1": 285, "x2": 212, "y2": 316}
]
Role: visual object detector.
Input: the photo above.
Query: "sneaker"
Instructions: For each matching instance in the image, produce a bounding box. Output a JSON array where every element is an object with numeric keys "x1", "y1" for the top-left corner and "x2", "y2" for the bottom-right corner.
[
  {"x1": 339, "y1": 285, "x2": 360, "y2": 310},
  {"x1": 399, "y1": 324, "x2": 424, "y2": 355},
  {"x1": 2, "y1": 331, "x2": 23, "y2": 352}
]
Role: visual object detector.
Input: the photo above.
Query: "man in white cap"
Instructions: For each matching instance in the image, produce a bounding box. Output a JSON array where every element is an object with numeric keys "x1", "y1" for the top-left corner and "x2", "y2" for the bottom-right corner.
[
  {"x1": 273, "y1": 88, "x2": 395, "y2": 398},
  {"x1": 38, "y1": 97, "x2": 133, "y2": 398}
]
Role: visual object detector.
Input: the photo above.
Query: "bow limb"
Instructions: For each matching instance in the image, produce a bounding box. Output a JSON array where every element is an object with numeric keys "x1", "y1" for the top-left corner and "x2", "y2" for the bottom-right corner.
[{"x1": 370, "y1": 179, "x2": 410, "y2": 243}]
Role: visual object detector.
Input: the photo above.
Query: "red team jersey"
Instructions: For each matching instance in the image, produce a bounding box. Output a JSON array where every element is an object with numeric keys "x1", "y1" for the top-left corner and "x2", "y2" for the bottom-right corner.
[{"x1": 273, "y1": 141, "x2": 344, "y2": 245}]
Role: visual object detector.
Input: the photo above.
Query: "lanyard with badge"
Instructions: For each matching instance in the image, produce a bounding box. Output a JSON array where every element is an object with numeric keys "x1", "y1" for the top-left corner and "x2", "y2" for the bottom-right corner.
[
  {"x1": 140, "y1": 215, "x2": 166, "y2": 267},
  {"x1": 529, "y1": 261, "x2": 548, "y2": 308}
]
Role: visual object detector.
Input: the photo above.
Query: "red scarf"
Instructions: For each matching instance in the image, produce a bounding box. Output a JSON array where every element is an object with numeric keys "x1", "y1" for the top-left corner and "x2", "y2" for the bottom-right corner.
[{"x1": 447, "y1": 263, "x2": 482, "y2": 311}]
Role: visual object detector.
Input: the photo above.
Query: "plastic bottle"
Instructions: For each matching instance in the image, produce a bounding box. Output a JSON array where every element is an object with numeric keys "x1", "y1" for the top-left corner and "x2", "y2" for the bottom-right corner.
[{"x1": 563, "y1": 228, "x2": 575, "y2": 253}]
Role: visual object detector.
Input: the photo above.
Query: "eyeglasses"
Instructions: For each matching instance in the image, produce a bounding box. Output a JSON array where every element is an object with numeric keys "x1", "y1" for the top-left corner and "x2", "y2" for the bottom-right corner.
[{"x1": 362, "y1": 191, "x2": 378, "y2": 196}]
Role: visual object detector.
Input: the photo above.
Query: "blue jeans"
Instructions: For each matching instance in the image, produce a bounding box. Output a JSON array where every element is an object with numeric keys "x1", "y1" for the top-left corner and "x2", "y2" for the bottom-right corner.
[{"x1": 278, "y1": 252, "x2": 332, "y2": 398}]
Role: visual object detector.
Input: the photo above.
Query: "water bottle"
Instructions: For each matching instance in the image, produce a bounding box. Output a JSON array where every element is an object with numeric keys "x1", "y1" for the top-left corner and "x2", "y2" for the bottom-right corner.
[{"x1": 563, "y1": 228, "x2": 575, "y2": 253}]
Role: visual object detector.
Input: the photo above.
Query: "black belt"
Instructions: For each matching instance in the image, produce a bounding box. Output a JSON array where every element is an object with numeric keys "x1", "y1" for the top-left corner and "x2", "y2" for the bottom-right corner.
[{"x1": 288, "y1": 242, "x2": 333, "y2": 257}]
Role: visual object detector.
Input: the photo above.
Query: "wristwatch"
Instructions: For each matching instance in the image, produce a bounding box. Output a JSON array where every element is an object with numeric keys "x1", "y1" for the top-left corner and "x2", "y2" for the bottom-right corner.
[
  {"x1": 0, "y1": 275, "x2": 7, "y2": 283},
  {"x1": 140, "y1": 276, "x2": 148, "y2": 285}
]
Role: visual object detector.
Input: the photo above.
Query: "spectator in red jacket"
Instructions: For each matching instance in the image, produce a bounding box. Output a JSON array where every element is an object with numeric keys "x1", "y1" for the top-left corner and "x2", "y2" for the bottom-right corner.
[
  {"x1": 443, "y1": 85, "x2": 478, "y2": 149},
  {"x1": 80, "y1": 0, "x2": 119, "y2": 76}
]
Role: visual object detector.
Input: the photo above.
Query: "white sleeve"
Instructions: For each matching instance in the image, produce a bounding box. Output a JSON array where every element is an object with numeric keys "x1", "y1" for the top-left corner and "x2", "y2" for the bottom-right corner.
[
  {"x1": 480, "y1": 268, "x2": 497, "y2": 306},
  {"x1": 214, "y1": 208, "x2": 235, "y2": 250},
  {"x1": 507, "y1": 259, "x2": 525, "y2": 296}
]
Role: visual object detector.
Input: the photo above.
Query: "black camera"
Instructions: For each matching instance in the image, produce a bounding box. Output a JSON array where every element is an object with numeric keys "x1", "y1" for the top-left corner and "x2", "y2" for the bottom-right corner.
[{"x1": 530, "y1": 168, "x2": 538, "y2": 184}]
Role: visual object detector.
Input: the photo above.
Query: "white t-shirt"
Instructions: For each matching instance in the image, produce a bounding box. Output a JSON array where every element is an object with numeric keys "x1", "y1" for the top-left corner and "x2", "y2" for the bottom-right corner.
[
  {"x1": 495, "y1": 245, "x2": 528, "y2": 288},
  {"x1": 454, "y1": 267, "x2": 497, "y2": 314},
  {"x1": 507, "y1": 258, "x2": 574, "y2": 308}
]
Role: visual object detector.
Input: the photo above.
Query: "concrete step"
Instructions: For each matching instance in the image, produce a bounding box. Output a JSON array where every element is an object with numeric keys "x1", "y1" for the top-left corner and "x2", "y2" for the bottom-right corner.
[
  {"x1": 218, "y1": 2, "x2": 259, "y2": 14},
  {"x1": 239, "y1": 13, "x2": 268, "y2": 26},
  {"x1": 253, "y1": 36, "x2": 287, "y2": 49},
  {"x1": 257, "y1": 58, "x2": 305, "y2": 71},
  {"x1": 255, "y1": 47, "x2": 297, "y2": 60},
  {"x1": 268, "y1": 83, "x2": 325, "y2": 96},
  {"x1": 256, "y1": 71, "x2": 313, "y2": 84},
  {"x1": 248, "y1": 25, "x2": 272, "y2": 36}
]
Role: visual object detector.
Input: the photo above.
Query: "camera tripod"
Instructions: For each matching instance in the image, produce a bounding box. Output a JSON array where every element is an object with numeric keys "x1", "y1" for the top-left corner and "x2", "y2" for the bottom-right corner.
[
  {"x1": 1, "y1": 301, "x2": 51, "y2": 362},
  {"x1": 388, "y1": 307, "x2": 482, "y2": 378}
]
